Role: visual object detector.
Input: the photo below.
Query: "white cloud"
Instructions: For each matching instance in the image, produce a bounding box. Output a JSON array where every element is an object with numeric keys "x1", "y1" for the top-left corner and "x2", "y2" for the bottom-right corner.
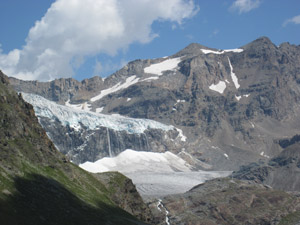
[
  {"x1": 230, "y1": 0, "x2": 261, "y2": 14},
  {"x1": 0, "y1": 0, "x2": 199, "y2": 81},
  {"x1": 283, "y1": 14, "x2": 300, "y2": 27}
]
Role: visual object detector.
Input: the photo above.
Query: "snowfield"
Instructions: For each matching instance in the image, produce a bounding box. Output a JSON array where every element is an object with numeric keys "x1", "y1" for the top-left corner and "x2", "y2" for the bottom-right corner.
[
  {"x1": 79, "y1": 149, "x2": 192, "y2": 173},
  {"x1": 144, "y1": 57, "x2": 182, "y2": 75}
]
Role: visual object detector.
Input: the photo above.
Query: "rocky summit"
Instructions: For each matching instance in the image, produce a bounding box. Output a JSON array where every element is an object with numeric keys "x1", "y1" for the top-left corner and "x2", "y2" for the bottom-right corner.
[{"x1": 9, "y1": 37, "x2": 300, "y2": 171}]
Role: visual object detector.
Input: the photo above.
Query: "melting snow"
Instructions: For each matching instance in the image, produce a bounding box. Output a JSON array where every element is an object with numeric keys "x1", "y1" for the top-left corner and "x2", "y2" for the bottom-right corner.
[
  {"x1": 209, "y1": 81, "x2": 226, "y2": 94},
  {"x1": 91, "y1": 75, "x2": 140, "y2": 102},
  {"x1": 228, "y1": 57, "x2": 240, "y2": 89},
  {"x1": 201, "y1": 48, "x2": 244, "y2": 54},
  {"x1": 79, "y1": 149, "x2": 192, "y2": 173},
  {"x1": 22, "y1": 93, "x2": 174, "y2": 134},
  {"x1": 144, "y1": 57, "x2": 182, "y2": 76}
]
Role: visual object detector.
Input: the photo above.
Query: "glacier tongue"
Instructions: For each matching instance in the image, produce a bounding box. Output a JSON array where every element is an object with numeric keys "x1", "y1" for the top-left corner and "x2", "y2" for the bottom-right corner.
[{"x1": 22, "y1": 93, "x2": 174, "y2": 134}]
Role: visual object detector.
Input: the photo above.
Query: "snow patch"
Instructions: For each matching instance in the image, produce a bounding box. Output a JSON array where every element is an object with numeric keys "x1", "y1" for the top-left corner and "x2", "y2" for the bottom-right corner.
[
  {"x1": 209, "y1": 81, "x2": 226, "y2": 94},
  {"x1": 175, "y1": 128, "x2": 187, "y2": 142},
  {"x1": 235, "y1": 94, "x2": 250, "y2": 101},
  {"x1": 235, "y1": 95, "x2": 242, "y2": 101},
  {"x1": 127, "y1": 98, "x2": 131, "y2": 102},
  {"x1": 201, "y1": 48, "x2": 244, "y2": 54},
  {"x1": 22, "y1": 93, "x2": 174, "y2": 134},
  {"x1": 260, "y1": 151, "x2": 270, "y2": 159},
  {"x1": 224, "y1": 153, "x2": 229, "y2": 159},
  {"x1": 96, "y1": 107, "x2": 104, "y2": 113},
  {"x1": 144, "y1": 57, "x2": 182, "y2": 76},
  {"x1": 91, "y1": 75, "x2": 140, "y2": 102},
  {"x1": 79, "y1": 149, "x2": 192, "y2": 173},
  {"x1": 141, "y1": 76, "x2": 159, "y2": 82},
  {"x1": 228, "y1": 57, "x2": 240, "y2": 89}
]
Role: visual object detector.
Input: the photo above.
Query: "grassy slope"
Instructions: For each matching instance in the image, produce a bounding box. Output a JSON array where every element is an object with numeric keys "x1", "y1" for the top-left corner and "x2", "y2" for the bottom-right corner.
[{"x1": 0, "y1": 72, "x2": 147, "y2": 225}]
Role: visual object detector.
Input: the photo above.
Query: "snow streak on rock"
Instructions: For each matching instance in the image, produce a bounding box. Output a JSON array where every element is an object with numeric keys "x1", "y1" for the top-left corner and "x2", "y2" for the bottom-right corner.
[
  {"x1": 228, "y1": 57, "x2": 240, "y2": 89},
  {"x1": 201, "y1": 48, "x2": 244, "y2": 54},
  {"x1": 91, "y1": 75, "x2": 140, "y2": 102}
]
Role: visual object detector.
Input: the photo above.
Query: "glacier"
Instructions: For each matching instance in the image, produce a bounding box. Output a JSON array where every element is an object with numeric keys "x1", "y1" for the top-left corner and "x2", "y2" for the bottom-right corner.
[{"x1": 22, "y1": 93, "x2": 175, "y2": 134}]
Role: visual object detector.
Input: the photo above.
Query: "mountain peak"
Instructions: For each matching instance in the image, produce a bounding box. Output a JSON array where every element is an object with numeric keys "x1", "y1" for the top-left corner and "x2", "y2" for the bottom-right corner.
[
  {"x1": 242, "y1": 36, "x2": 276, "y2": 50},
  {"x1": 174, "y1": 42, "x2": 210, "y2": 57}
]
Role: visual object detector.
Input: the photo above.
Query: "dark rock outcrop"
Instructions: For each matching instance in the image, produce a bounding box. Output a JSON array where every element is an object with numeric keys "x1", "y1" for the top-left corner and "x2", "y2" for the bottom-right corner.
[
  {"x1": 233, "y1": 140, "x2": 300, "y2": 192},
  {"x1": 154, "y1": 178, "x2": 300, "y2": 225}
]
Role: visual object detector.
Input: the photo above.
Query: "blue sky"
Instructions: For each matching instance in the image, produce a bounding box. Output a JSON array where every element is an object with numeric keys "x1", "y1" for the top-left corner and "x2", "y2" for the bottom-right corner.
[{"x1": 0, "y1": 0, "x2": 299, "y2": 81}]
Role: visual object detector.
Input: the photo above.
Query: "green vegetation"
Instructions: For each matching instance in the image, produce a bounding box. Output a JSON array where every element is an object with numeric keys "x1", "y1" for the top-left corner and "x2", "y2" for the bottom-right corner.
[{"x1": 279, "y1": 212, "x2": 300, "y2": 225}]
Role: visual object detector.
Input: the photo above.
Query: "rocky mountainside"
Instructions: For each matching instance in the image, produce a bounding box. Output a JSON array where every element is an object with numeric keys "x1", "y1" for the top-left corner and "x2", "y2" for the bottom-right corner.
[
  {"x1": 0, "y1": 71, "x2": 151, "y2": 225},
  {"x1": 150, "y1": 177, "x2": 300, "y2": 225},
  {"x1": 233, "y1": 135, "x2": 300, "y2": 192},
  {"x1": 9, "y1": 37, "x2": 300, "y2": 170}
]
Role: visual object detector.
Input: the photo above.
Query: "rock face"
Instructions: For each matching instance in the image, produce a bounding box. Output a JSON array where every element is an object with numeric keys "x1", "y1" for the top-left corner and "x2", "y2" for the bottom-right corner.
[
  {"x1": 94, "y1": 172, "x2": 153, "y2": 223},
  {"x1": 0, "y1": 70, "x2": 150, "y2": 225},
  {"x1": 233, "y1": 137, "x2": 300, "y2": 192},
  {"x1": 154, "y1": 178, "x2": 300, "y2": 225},
  {"x1": 9, "y1": 37, "x2": 300, "y2": 170}
]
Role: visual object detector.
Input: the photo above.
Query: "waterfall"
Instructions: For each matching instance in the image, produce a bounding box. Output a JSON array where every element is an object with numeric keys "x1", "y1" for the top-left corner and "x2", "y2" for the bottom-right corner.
[
  {"x1": 138, "y1": 134, "x2": 142, "y2": 150},
  {"x1": 106, "y1": 127, "x2": 112, "y2": 157},
  {"x1": 143, "y1": 133, "x2": 150, "y2": 151}
]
